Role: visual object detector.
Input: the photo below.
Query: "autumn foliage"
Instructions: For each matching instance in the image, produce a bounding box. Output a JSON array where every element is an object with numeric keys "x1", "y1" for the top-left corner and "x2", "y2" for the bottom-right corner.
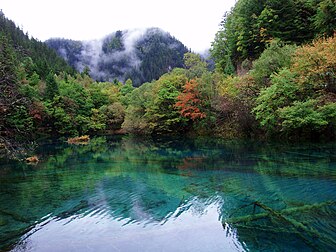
[
  {"x1": 291, "y1": 34, "x2": 336, "y2": 92},
  {"x1": 175, "y1": 80, "x2": 206, "y2": 120},
  {"x1": 67, "y1": 135, "x2": 90, "y2": 145}
]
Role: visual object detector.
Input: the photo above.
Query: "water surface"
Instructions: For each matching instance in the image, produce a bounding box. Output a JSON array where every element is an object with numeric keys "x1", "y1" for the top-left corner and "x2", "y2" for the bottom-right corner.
[{"x1": 0, "y1": 136, "x2": 335, "y2": 251}]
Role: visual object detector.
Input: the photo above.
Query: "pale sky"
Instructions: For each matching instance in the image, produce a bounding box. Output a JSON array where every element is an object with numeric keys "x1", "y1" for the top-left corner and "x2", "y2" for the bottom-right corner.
[{"x1": 1, "y1": 0, "x2": 236, "y2": 52}]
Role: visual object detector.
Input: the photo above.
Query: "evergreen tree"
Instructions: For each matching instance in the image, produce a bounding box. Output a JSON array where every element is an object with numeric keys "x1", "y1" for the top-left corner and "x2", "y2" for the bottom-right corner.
[
  {"x1": 314, "y1": 0, "x2": 336, "y2": 37},
  {"x1": 45, "y1": 71, "x2": 59, "y2": 100}
]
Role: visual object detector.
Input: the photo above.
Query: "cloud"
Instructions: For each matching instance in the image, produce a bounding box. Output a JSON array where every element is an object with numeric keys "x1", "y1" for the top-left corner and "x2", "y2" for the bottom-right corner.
[
  {"x1": 48, "y1": 27, "x2": 187, "y2": 84},
  {"x1": 68, "y1": 29, "x2": 147, "y2": 82}
]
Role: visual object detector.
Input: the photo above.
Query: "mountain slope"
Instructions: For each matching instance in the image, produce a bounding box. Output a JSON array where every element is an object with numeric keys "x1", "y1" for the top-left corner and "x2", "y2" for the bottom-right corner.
[
  {"x1": 47, "y1": 28, "x2": 189, "y2": 86},
  {"x1": 0, "y1": 11, "x2": 75, "y2": 79}
]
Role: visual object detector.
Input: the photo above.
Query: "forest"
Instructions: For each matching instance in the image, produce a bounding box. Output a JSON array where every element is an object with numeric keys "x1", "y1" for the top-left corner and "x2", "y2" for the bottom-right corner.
[{"x1": 1, "y1": 0, "x2": 336, "y2": 158}]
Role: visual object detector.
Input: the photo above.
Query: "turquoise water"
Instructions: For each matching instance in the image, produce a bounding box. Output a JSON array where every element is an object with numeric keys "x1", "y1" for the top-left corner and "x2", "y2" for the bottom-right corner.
[{"x1": 0, "y1": 136, "x2": 335, "y2": 251}]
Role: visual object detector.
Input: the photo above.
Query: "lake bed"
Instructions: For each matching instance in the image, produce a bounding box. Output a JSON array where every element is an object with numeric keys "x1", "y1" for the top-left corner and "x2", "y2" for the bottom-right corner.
[{"x1": 1, "y1": 136, "x2": 335, "y2": 251}]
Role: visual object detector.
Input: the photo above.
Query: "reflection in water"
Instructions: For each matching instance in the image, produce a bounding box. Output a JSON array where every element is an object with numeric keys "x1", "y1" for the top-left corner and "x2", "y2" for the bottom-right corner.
[{"x1": 0, "y1": 136, "x2": 335, "y2": 251}]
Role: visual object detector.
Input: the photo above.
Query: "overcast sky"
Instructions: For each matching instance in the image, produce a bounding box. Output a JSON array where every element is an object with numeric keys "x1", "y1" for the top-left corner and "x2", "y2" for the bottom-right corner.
[{"x1": 1, "y1": 0, "x2": 236, "y2": 52}]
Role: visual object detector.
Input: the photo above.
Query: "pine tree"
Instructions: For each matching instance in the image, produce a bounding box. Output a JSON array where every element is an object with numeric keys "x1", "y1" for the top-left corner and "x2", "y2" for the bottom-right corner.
[{"x1": 45, "y1": 71, "x2": 59, "y2": 100}]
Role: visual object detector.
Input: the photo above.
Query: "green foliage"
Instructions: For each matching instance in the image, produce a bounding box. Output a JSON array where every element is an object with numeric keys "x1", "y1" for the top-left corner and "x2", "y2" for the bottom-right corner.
[
  {"x1": 291, "y1": 35, "x2": 336, "y2": 93},
  {"x1": 28, "y1": 72, "x2": 40, "y2": 86},
  {"x1": 211, "y1": 0, "x2": 265, "y2": 70},
  {"x1": 19, "y1": 82, "x2": 40, "y2": 100},
  {"x1": 211, "y1": 0, "x2": 332, "y2": 74},
  {"x1": 100, "y1": 82, "x2": 121, "y2": 104},
  {"x1": 74, "y1": 114, "x2": 90, "y2": 135},
  {"x1": 0, "y1": 34, "x2": 36, "y2": 143},
  {"x1": 0, "y1": 35, "x2": 18, "y2": 85},
  {"x1": 137, "y1": 28, "x2": 188, "y2": 85},
  {"x1": 210, "y1": 13, "x2": 236, "y2": 74},
  {"x1": 122, "y1": 83, "x2": 153, "y2": 134},
  {"x1": 319, "y1": 102, "x2": 336, "y2": 125},
  {"x1": 279, "y1": 99, "x2": 328, "y2": 132},
  {"x1": 253, "y1": 69, "x2": 298, "y2": 132},
  {"x1": 82, "y1": 66, "x2": 91, "y2": 77},
  {"x1": 120, "y1": 79, "x2": 134, "y2": 95},
  {"x1": 122, "y1": 105, "x2": 147, "y2": 133},
  {"x1": 198, "y1": 71, "x2": 216, "y2": 105},
  {"x1": 183, "y1": 53, "x2": 207, "y2": 79},
  {"x1": 120, "y1": 79, "x2": 135, "y2": 106},
  {"x1": 0, "y1": 12, "x2": 74, "y2": 79},
  {"x1": 41, "y1": 74, "x2": 113, "y2": 136},
  {"x1": 87, "y1": 84, "x2": 109, "y2": 108},
  {"x1": 7, "y1": 105, "x2": 34, "y2": 135},
  {"x1": 100, "y1": 102, "x2": 125, "y2": 130},
  {"x1": 121, "y1": 69, "x2": 190, "y2": 135},
  {"x1": 2, "y1": 4, "x2": 336, "y2": 148},
  {"x1": 52, "y1": 106, "x2": 78, "y2": 136},
  {"x1": 58, "y1": 78, "x2": 94, "y2": 116},
  {"x1": 253, "y1": 36, "x2": 336, "y2": 138},
  {"x1": 314, "y1": 0, "x2": 336, "y2": 37},
  {"x1": 146, "y1": 80, "x2": 185, "y2": 133},
  {"x1": 250, "y1": 41, "x2": 296, "y2": 87},
  {"x1": 89, "y1": 109, "x2": 106, "y2": 132},
  {"x1": 45, "y1": 72, "x2": 59, "y2": 100},
  {"x1": 217, "y1": 75, "x2": 241, "y2": 98},
  {"x1": 102, "y1": 31, "x2": 125, "y2": 54}
]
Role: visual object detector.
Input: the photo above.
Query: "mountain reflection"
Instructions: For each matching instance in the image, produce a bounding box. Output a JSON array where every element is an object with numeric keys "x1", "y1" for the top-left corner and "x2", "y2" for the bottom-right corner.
[{"x1": 0, "y1": 136, "x2": 335, "y2": 251}]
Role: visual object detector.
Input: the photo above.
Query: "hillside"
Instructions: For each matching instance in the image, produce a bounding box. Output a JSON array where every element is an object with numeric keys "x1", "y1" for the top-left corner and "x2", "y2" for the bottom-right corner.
[
  {"x1": 0, "y1": 11, "x2": 75, "y2": 157},
  {"x1": 0, "y1": 11, "x2": 74, "y2": 79},
  {"x1": 46, "y1": 28, "x2": 189, "y2": 86}
]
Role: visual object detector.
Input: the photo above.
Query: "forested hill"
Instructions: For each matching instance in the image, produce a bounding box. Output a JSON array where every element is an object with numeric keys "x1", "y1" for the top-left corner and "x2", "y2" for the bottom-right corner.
[
  {"x1": 0, "y1": 11, "x2": 75, "y2": 78},
  {"x1": 46, "y1": 28, "x2": 189, "y2": 86},
  {"x1": 211, "y1": 0, "x2": 336, "y2": 74},
  {"x1": 0, "y1": 11, "x2": 75, "y2": 157}
]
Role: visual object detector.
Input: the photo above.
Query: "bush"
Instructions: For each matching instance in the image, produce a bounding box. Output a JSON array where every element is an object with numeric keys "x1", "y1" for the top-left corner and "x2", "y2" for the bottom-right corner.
[
  {"x1": 250, "y1": 40, "x2": 296, "y2": 87},
  {"x1": 291, "y1": 35, "x2": 336, "y2": 94},
  {"x1": 253, "y1": 68, "x2": 298, "y2": 132},
  {"x1": 279, "y1": 99, "x2": 328, "y2": 132}
]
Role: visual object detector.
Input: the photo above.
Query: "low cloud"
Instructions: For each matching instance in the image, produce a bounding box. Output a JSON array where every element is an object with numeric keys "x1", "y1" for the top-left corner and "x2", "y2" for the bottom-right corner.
[{"x1": 47, "y1": 27, "x2": 188, "y2": 85}]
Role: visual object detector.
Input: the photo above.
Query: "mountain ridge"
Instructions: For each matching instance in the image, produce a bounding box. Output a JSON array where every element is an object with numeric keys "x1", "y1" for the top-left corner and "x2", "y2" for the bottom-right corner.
[{"x1": 46, "y1": 28, "x2": 189, "y2": 86}]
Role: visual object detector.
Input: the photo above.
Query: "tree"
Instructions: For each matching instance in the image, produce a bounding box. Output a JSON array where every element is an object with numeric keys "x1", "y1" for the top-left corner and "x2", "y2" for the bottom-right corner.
[
  {"x1": 253, "y1": 69, "x2": 298, "y2": 133},
  {"x1": 253, "y1": 35, "x2": 336, "y2": 138},
  {"x1": 250, "y1": 40, "x2": 296, "y2": 87},
  {"x1": 175, "y1": 80, "x2": 206, "y2": 120},
  {"x1": 88, "y1": 108, "x2": 106, "y2": 132},
  {"x1": 120, "y1": 78, "x2": 134, "y2": 106},
  {"x1": 211, "y1": 21, "x2": 236, "y2": 74},
  {"x1": 183, "y1": 52, "x2": 207, "y2": 79},
  {"x1": 291, "y1": 35, "x2": 336, "y2": 94},
  {"x1": 145, "y1": 80, "x2": 185, "y2": 133},
  {"x1": 0, "y1": 35, "x2": 18, "y2": 92},
  {"x1": 211, "y1": 0, "x2": 319, "y2": 74},
  {"x1": 45, "y1": 71, "x2": 59, "y2": 100},
  {"x1": 122, "y1": 83, "x2": 153, "y2": 134},
  {"x1": 82, "y1": 65, "x2": 91, "y2": 77},
  {"x1": 100, "y1": 102, "x2": 125, "y2": 130},
  {"x1": 279, "y1": 99, "x2": 328, "y2": 133},
  {"x1": 314, "y1": 0, "x2": 336, "y2": 37},
  {"x1": 0, "y1": 35, "x2": 34, "y2": 145}
]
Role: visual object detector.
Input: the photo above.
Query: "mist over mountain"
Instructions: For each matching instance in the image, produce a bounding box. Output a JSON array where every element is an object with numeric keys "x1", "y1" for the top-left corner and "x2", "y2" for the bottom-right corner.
[{"x1": 46, "y1": 28, "x2": 189, "y2": 86}]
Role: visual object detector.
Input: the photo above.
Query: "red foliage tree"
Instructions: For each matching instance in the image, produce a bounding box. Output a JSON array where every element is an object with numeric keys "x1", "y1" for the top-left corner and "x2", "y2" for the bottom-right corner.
[{"x1": 175, "y1": 79, "x2": 206, "y2": 120}]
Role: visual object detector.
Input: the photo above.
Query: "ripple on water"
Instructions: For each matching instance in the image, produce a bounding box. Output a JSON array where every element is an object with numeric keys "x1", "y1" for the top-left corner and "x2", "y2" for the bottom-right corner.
[{"x1": 0, "y1": 137, "x2": 335, "y2": 251}]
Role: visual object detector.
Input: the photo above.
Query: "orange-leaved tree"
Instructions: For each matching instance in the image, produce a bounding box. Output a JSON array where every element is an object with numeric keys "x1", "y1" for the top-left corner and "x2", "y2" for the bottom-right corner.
[{"x1": 175, "y1": 79, "x2": 206, "y2": 120}]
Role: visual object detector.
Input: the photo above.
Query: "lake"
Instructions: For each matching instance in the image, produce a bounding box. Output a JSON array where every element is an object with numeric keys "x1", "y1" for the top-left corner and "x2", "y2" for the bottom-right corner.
[{"x1": 0, "y1": 136, "x2": 335, "y2": 251}]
